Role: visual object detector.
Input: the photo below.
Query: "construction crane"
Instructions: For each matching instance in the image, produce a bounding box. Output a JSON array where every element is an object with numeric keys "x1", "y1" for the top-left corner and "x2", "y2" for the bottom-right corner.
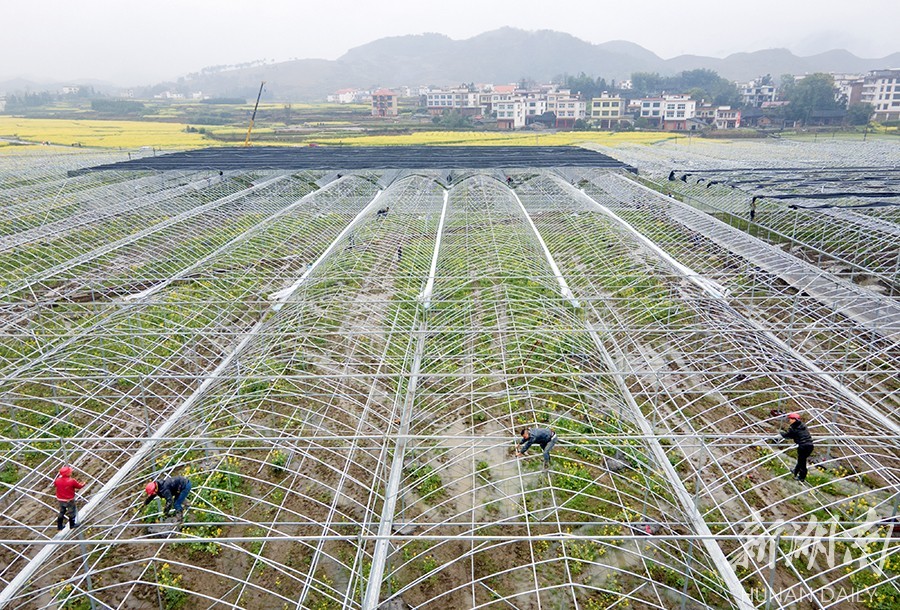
[{"x1": 243, "y1": 81, "x2": 266, "y2": 146}]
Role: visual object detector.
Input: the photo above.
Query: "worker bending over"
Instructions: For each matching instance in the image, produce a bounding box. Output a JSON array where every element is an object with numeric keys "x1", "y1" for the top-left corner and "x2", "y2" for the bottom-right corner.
[
  {"x1": 144, "y1": 476, "x2": 192, "y2": 520},
  {"x1": 516, "y1": 427, "x2": 558, "y2": 470}
]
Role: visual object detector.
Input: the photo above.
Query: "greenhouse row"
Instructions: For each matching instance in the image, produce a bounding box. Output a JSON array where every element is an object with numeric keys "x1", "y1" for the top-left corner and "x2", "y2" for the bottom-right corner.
[{"x1": 0, "y1": 140, "x2": 897, "y2": 609}]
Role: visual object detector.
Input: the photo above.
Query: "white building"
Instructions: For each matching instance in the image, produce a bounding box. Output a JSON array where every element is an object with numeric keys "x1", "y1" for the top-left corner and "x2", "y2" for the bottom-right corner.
[
  {"x1": 661, "y1": 95, "x2": 697, "y2": 130},
  {"x1": 400, "y1": 86, "x2": 430, "y2": 98},
  {"x1": 495, "y1": 97, "x2": 526, "y2": 129},
  {"x1": 740, "y1": 79, "x2": 777, "y2": 107},
  {"x1": 546, "y1": 89, "x2": 586, "y2": 127},
  {"x1": 638, "y1": 95, "x2": 699, "y2": 130},
  {"x1": 639, "y1": 98, "x2": 664, "y2": 122},
  {"x1": 832, "y1": 73, "x2": 864, "y2": 106},
  {"x1": 481, "y1": 85, "x2": 516, "y2": 116},
  {"x1": 523, "y1": 94, "x2": 547, "y2": 120},
  {"x1": 327, "y1": 89, "x2": 364, "y2": 104},
  {"x1": 714, "y1": 106, "x2": 741, "y2": 129},
  {"x1": 425, "y1": 89, "x2": 482, "y2": 115},
  {"x1": 861, "y1": 69, "x2": 900, "y2": 122}
]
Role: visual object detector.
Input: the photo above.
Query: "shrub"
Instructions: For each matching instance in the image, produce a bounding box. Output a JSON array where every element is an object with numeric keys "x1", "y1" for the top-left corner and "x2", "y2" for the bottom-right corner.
[{"x1": 156, "y1": 563, "x2": 187, "y2": 610}]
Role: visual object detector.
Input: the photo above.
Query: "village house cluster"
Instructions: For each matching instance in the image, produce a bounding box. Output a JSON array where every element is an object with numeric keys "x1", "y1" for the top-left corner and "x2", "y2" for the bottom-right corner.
[{"x1": 328, "y1": 68, "x2": 900, "y2": 130}]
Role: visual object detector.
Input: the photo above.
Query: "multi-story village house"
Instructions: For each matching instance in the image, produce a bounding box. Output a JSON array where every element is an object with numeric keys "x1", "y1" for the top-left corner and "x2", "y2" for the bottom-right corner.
[
  {"x1": 861, "y1": 68, "x2": 900, "y2": 122},
  {"x1": 328, "y1": 88, "x2": 364, "y2": 104},
  {"x1": 661, "y1": 95, "x2": 697, "y2": 131},
  {"x1": 546, "y1": 89, "x2": 586, "y2": 128},
  {"x1": 589, "y1": 93, "x2": 625, "y2": 129},
  {"x1": 495, "y1": 97, "x2": 527, "y2": 130},
  {"x1": 638, "y1": 97, "x2": 665, "y2": 125},
  {"x1": 425, "y1": 88, "x2": 482, "y2": 116},
  {"x1": 740, "y1": 79, "x2": 777, "y2": 108},
  {"x1": 371, "y1": 89, "x2": 398, "y2": 117},
  {"x1": 522, "y1": 91, "x2": 548, "y2": 124},
  {"x1": 714, "y1": 106, "x2": 741, "y2": 129},
  {"x1": 832, "y1": 74, "x2": 865, "y2": 107}
]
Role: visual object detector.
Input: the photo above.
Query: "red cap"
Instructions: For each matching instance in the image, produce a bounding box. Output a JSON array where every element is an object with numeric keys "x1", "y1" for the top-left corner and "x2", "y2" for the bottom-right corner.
[
  {"x1": 787, "y1": 412, "x2": 801, "y2": 421},
  {"x1": 145, "y1": 481, "x2": 158, "y2": 495},
  {"x1": 59, "y1": 466, "x2": 72, "y2": 477}
]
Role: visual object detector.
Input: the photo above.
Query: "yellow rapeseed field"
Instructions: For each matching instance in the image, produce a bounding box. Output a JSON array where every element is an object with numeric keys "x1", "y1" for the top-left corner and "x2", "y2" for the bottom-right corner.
[
  {"x1": 310, "y1": 130, "x2": 680, "y2": 147},
  {"x1": 0, "y1": 117, "x2": 211, "y2": 149},
  {"x1": 0, "y1": 116, "x2": 680, "y2": 150}
]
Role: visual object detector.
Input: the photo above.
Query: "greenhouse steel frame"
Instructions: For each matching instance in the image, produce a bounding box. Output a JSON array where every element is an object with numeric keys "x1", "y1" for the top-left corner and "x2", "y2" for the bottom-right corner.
[{"x1": 0, "y1": 143, "x2": 898, "y2": 610}]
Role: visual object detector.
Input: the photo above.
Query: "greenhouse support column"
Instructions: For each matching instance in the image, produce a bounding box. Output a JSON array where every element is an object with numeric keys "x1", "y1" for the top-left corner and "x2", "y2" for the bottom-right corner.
[
  {"x1": 765, "y1": 532, "x2": 782, "y2": 610},
  {"x1": 361, "y1": 321, "x2": 428, "y2": 609},
  {"x1": 0, "y1": 219, "x2": 353, "y2": 608},
  {"x1": 585, "y1": 320, "x2": 755, "y2": 610},
  {"x1": 59, "y1": 437, "x2": 69, "y2": 465},
  {"x1": 679, "y1": 535, "x2": 696, "y2": 610},
  {"x1": 584, "y1": 178, "x2": 900, "y2": 437},
  {"x1": 271, "y1": 190, "x2": 385, "y2": 309},
  {"x1": 151, "y1": 563, "x2": 165, "y2": 610},
  {"x1": 76, "y1": 532, "x2": 97, "y2": 610},
  {"x1": 419, "y1": 190, "x2": 448, "y2": 309},
  {"x1": 892, "y1": 254, "x2": 899, "y2": 298},
  {"x1": 510, "y1": 190, "x2": 579, "y2": 308}
]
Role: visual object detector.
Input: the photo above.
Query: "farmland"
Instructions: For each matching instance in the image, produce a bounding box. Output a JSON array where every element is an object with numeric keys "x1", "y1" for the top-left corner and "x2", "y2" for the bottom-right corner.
[
  {"x1": 0, "y1": 114, "x2": 680, "y2": 150},
  {"x1": 0, "y1": 139, "x2": 898, "y2": 610}
]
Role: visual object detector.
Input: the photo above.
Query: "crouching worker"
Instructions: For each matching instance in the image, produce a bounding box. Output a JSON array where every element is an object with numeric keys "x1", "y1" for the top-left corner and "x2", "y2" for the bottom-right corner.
[
  {"x1": 54, "y1": 466, "x2": 85, "y2": 531},
  {"x1": 144, "y1": 476, "x2": 192, "y2": 520},
  {"x1": 516, "y1": 427, "x2": 558, "y2": 470}
]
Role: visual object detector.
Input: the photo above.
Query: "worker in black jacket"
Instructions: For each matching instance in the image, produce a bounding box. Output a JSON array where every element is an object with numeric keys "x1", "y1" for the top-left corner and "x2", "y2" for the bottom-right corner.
[
  {"x1": 143, "y1": 476, "x2": 192, "y2": 519},
  {"x1": 779, "y1": 413, "x2": 814, "y2": 482},
  {"x1": 516, "y1": 427, "x2": 558, "y2": 470}
]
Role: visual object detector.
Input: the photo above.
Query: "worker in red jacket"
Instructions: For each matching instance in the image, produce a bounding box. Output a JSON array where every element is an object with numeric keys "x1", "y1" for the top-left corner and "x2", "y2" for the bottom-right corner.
[{"x1": 53, "y1": 466, "x2": 85, "y2": 531}]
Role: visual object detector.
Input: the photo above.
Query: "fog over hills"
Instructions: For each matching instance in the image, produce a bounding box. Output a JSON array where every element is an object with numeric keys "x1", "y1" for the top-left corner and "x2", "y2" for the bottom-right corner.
[{"x1": 3, "y1": 28, "x2": 898, "y2": 101}]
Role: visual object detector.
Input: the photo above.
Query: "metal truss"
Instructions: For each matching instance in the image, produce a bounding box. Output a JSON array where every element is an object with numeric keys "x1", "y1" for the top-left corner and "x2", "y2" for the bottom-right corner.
[
  {"x1": 0, "y1": 144, "x2": 898, "y2": 610},
  {"x1": 584, "y1": 139, "x2": 900, "y2": 295}
]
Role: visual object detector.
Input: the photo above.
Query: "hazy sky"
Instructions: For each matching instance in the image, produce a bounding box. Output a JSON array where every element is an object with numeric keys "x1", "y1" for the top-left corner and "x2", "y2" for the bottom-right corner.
[{"x1": 4, "y1": 0, "x2": 899, "y2": 85}]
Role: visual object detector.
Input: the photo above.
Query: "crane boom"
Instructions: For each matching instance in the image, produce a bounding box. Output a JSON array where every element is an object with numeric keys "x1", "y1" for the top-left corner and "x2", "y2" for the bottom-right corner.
[{"x1": 243, "y1": 81, "x2": 266, "y2": 146}]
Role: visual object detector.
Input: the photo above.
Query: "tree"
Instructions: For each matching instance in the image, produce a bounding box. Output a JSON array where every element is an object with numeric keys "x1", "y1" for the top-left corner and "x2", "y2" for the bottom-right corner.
[
  {"x1": 437, "y1": 110, "x2": 471, "y2": 129},
  {"x1": 629, "y1": 69, "x2": 739, "y2": 106},
  {"x1": 679, "y1": 69, "x2": 721, "y2": 91},
  {"x1": 779, "y1": 74, "x2": 796, "y2": 99},
  {"x1": 688, "y1": 87, "x2": 707, "y2": 102},
  {"x1": 631, "y1": 72, "x2": 666, "y2": 97},
  {"x1": 536, "y1": 111, "x2": 556, "y2": 127},
  {"x1": 846, "y1": 103, "x2": 874, "y2": 126},
  {"x1": 564, "y1": 73, "x2": 609, "y2": 99},
  {"x1": 679, "y1": 69, "x2": 740, "y2": 106},
  {"x1": 785, "y1": 73, "x2": 842, "y2": 122}
]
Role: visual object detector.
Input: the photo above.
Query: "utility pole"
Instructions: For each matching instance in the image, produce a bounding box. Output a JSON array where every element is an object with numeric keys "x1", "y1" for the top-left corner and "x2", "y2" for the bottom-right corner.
[{"x1": 244, "y1": 81, "x2": 266, "y2": 147}]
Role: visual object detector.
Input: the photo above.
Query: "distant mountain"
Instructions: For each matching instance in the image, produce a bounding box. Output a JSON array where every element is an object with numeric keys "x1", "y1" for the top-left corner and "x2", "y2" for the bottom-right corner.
[
  {"x1": 664, "y1": 47, "x2": 900, "y2": 80},
  {"x1": 0, "y1": 77, "x2": 121, "y2": 97},
  {"x1": 6, "y1": 29, "x2": 898, "y2": 101}
]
